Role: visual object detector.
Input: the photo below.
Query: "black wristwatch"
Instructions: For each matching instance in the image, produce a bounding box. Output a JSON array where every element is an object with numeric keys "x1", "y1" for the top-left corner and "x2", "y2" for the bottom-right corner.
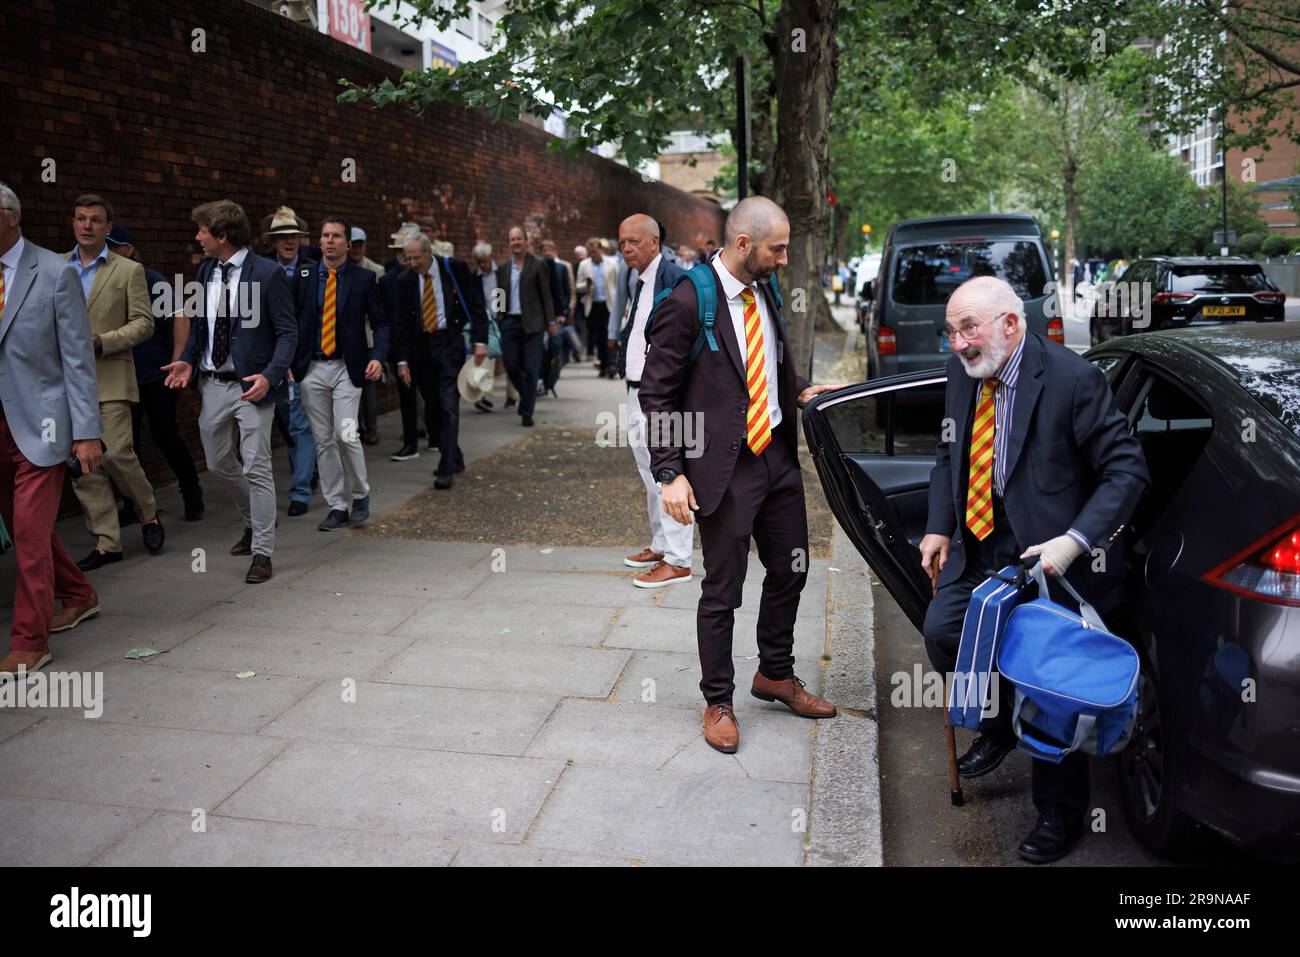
[{"x1": 656, "y1": 468, "x2": 679, "y2": 485}]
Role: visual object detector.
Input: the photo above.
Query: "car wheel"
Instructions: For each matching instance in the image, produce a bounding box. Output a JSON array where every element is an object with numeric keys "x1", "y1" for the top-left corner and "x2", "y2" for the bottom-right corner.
[{"x1": 1118, "y1": 662, "x2": 1197, "y2": 858}]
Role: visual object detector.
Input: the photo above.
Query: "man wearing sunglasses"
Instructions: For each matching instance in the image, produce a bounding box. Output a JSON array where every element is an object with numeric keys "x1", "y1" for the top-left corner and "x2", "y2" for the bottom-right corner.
[{"x1": 918, "y1": 276, "x2": 1148, "y2": 863}]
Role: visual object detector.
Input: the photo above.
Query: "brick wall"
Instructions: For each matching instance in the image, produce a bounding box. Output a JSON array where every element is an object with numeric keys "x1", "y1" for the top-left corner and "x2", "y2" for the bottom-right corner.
[{"x1": 1, "y1": 0, "x2": 725, "y2": 489}]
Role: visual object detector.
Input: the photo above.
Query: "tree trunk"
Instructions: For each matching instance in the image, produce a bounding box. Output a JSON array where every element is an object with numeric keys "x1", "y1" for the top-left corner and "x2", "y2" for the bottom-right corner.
[{"x1": 772, "y1": 0, "x2": 839, "y2": 378}]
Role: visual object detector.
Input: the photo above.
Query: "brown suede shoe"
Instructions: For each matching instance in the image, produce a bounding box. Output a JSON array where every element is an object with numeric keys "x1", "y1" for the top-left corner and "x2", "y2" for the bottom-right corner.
[
  {"x1": 50, "y1": 591, "x2": 101, "y2": 634},
  {"x1": 633, "y1": 560, "x2": 692, "y2": 589},
  {"x1": 703, "y1": 704, "x2": 739, "y2": 753},
  {"x1": 624, "y1": 547, "x2": 664, "y2": 568},
  {"x1": 751, "y1": 673, "x2": 837, "y2": 718},
  {"x1": 0, "y1": 650, "x2": 52, "y2": 678},
  {"x1": 245, "y1": 554, "x2": 273, "y2": 584}
]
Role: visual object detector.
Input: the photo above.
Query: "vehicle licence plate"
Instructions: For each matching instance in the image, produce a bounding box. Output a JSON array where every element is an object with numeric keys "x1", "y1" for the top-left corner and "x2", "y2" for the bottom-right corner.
[{"x1": 1202, "y1": 305, "x2": 1245, "y2": 317}]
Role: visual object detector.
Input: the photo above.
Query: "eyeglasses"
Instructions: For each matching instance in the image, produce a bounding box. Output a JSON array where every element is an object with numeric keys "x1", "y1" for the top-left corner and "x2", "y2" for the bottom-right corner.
[{"x1": 944, "y1": 312, "x2": 1007, "y2": 343}]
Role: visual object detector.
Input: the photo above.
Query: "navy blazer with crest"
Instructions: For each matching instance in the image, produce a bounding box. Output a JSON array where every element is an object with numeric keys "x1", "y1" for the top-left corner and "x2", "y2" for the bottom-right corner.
[
  {"x1": 292, "y1": 259, "x2": 390, "y2": 388},
  {"x1": 180, "y1": 250, "x2": 298, "y2": 406},
  {"x1": 393, "y1": 257, "x2": 488, "y2": 369},
  {"x1": 926, "y1": 331, "x2": 1149, "y2": 615},
  {"x1": 638, "y1": 259, "x2": 810, "y2": 518}
]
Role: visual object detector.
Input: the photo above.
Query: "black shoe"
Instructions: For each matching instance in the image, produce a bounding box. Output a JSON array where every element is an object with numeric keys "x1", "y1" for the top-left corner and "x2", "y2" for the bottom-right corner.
[
  {"x1": 141, "y1": 517, "x2": 165, "y2": 554},
  {"x1": 76, "y1": 549, "x2": 123, "y2": 572},
  {"x1": 245, "y1": 553, "x2": 273, "y2": 584},
  {"x1": 1018, "y1": 809, "x2": 1084, "y2": 864},
  {"x1": 522, "y1": 415, "x2": 534, "y2": 427},
  {"x1": 434, "y1": 474, "x2": 453, "y2": 490},
  {"x1": 957, "y1": 733, "x2": 1016, "y2": 779},
  {"x1": 318, "y1": 509, "x2": 350, "y2": 531},
  {"x1": 230, "y1": 528, "x2": 253, "y2": 556},
  {"x1": 504, "y1": 398, "x2": 516, "y2": 409},
  {"x1": 474, "y1": 399, "x2": 493, "y2": 413},
  {"x1": 287, "y1": 500, "x2": 309, "y2": 517},
  {"x1": 349, "y1": 496, "x2": 370, "y2": 527},
  {"x1": 182, "y1": 488, "x2": 205, "y2": 521},
  {"x1": 390, "y1": 444, "x2": 420, "y2": 462}
]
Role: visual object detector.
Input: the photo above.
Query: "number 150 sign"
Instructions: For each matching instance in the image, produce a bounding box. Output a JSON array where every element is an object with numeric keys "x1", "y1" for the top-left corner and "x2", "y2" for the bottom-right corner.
[{"x1": 328, "y1": 0, "x2": 371, "y2": 52}]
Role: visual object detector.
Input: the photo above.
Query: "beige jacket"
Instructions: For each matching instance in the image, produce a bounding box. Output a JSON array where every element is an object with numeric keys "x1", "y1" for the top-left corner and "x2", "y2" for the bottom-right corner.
[
  {"x1": 576, "y1": 255, "x2": 619, "y2": 314},
  {"x1": 80, "y1": 250, "x2": 154, "y2": 403}
]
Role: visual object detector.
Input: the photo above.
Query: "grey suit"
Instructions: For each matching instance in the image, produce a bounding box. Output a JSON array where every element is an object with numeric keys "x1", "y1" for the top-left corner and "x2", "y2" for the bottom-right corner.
[{"x1": 0, "y1": 239, "x2": 101, "y2": 465}]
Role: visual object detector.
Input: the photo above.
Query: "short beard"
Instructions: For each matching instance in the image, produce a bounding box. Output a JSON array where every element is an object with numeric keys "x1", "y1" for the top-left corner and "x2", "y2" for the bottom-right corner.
[
  {"x1": 958, "y1": 331, "x2": 1011, "y2": 379},
  {"x1": 744, "y1": 247, "x2": 775, "y2": 281}
]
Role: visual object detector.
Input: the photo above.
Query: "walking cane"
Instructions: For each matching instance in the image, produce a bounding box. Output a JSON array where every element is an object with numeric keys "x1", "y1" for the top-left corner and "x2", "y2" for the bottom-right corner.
[{"x1": 932, "y1": 562, "x2": 965, "y2": 807}]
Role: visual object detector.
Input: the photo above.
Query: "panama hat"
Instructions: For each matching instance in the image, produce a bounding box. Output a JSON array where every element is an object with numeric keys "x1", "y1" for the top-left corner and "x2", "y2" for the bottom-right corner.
[
  {"x1": 457, "y1": 359, "x2": 495, "y2": 403},
  {"x1": 263, "y1": 206, "x2": 307, "y2": 238}
]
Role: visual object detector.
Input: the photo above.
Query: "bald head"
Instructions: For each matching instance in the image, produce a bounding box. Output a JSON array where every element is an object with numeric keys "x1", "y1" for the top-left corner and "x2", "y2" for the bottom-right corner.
[
  {"x1": 618, "y1": 213, "x2": 660, "y2": 272},
  {"x1": 947, "y1": 276, "x2": 1025, "y2": 329},
  {"x1": 724, "y1": 196, "x2": 788, "y2": 247}
]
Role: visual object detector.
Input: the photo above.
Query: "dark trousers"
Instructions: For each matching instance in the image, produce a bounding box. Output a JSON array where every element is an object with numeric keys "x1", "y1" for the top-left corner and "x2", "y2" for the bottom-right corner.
[
  {"x1": 587, "y1": 302, "x2": 612, "y2": 373},
  {"x1": 395, "y1": 365, "x2": 430, "y2": 447},
  {"x1": 131, "y1": 378, "x2": 200, "y2": 495},
  {"x1": 695, "y1": 429, "x2": 807, "y2": 705},
  {"x1": 921, "y1": 495, "x2": 1090, "y2": 821},
  {"x1": 415, "y1": 333, "x2": 466, "y2": 476},
  {"x1": 499, "y1": 317, "x2": 543, "y2": 418}
]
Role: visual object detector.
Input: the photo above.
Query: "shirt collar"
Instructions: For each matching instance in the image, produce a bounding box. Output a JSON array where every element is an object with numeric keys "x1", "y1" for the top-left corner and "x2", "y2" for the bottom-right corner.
[
  {"x1": 712, "y1": 253, "x2": 753, "y2": 302},
  {"x1": 0, "y1": 236, "x2": 25, "y2": 274},
  {"x1": 994, "y1": 333, "x2": 1026, "y2": 388},
  {"x1": 639, "y1": 254, "x2": 661, "y2": 286},
  {"x1": 69, "y1": 244, "x2": 109, "y2": 267},
  {"x1": 218, "y1": 247, "x2": 250, "y2": 271},
  {"x1": 319, "y1": 257, "x2": 347, "y2": 275}
]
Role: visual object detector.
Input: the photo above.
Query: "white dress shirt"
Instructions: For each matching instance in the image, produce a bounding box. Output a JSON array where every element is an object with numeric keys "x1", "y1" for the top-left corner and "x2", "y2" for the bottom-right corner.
[
  {"x1": 714, "y1": 255, "x2": 781, "y2": 429},
  {"x1": 201, "y1": 246, "x2": 248, "y2": 372},
  {"x1": 625, "y1": 253, "x2": 660, "y2": 382}
]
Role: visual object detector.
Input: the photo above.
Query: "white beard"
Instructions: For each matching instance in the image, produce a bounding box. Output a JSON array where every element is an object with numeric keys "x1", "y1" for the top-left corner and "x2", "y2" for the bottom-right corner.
[{"x1": 958, "y1": 334, "x2": 1011, "y2": 379}]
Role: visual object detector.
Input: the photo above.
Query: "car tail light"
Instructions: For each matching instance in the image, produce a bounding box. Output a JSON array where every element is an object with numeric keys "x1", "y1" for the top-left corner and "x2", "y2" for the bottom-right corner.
[
  {"x1": 878, "y1": 325, "x2": 897, "y2": 355},
  {"x1": 1203, "y1": 513, "x2": 1300, "y2": 606},
  {"x1": 1046, "y1": 317, "x2": 1064, "y2": 344},
  {"x1": 1152, "y1": 292, "x2": 1195, "y2": 305},
  {"x1": 1252, "y1": 291, "x2": 1285, "y2": 304}
]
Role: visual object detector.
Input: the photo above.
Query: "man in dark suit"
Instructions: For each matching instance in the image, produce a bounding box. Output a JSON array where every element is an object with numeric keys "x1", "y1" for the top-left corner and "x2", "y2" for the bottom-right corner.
[
  {"x1": 395, "y1": 234, "x2": 487, "y2": 489},
  {"x1": 639, "y1": 196, "x2": 839, "y2": 755},
  {"x1": 918, "y1": 275, "x2": 1149, "y2": 863},
  {"x1": 292, "y1": 216, "x2": 388, "y2": 529},
  {"x1": 163, "y1": 199, "x2": 298, "y2": 584},
  {"x1": 495, "y1": 226, "x2": 556, "y2": 427}
]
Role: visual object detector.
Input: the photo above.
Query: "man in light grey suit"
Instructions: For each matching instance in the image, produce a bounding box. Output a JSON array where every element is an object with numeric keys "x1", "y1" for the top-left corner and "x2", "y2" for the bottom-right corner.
[{"x1": 0, "y1": 182, "x2": 105, "y2": 676}]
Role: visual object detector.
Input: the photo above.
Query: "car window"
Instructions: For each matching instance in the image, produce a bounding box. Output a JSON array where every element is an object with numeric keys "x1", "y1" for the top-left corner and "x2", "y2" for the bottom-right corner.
[
  {"x1": 1127, "y1": 369, "x2": 1214, "y2": 535},
  {"x1": 1239, "y1": 369, "x2": 1300, "y2": 440},
  {"x1": 1169, "y1": 265, "x2": 1272, "y2": 294},
  {"x1": 824, "y1": 381, "x2": 947, "y2": 456},
  {"x1": 891, "y1": 241, "x2": 1047, "y2": 305},
  {"x1": 1089, "y1": 355, "x2": 1127, "y2": 392}
]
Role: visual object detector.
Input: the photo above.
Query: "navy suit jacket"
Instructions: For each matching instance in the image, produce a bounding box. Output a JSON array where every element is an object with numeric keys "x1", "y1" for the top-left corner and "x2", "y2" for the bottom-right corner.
[
  {"x1": 181, "y1": 251, "x2": 298, "y2": 406},
  {"x1": 926, "y1": 331, "x2": 1150, "y2": 614},
  {"x1": 617, "y1": 256, "x2": 683, "y2": 380},
  {"x1": 292, "y1": 260, "x2": 390, "y2": 388},
  {"x1": 393, "y1": 258, "x2": 488, "y2": 370},
  {"x1": 639, "y1": 261, "x2": 810, "y2": 518}
]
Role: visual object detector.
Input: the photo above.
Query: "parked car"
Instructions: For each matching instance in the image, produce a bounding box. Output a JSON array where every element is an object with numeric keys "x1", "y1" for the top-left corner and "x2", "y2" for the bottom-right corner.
[
  {"x1": 803, "y1": 321, "x2": 1300, "y2": 861},
  {"x1": 864, "y1": 214, "x2": 1061, "y2": 379},
  {"x1": 1090, "y1": 256, "x2": 1286, "y2": 344}
]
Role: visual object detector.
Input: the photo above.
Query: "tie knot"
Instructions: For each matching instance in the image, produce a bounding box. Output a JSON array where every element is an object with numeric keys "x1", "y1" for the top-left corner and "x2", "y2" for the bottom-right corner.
[
  {"x1": 983, "y1": 377, "x2": 999, "y2": 393},
  {"x1": 740, "y1": 288, "x2": 756, "y2": 305},
  {"x1": 328, "y1": 267, "x2": 336, "y2": 277}
]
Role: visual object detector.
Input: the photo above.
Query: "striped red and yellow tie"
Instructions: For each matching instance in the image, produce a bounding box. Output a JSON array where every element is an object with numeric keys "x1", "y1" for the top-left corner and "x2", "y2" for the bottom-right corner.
[
  {"x1": 741, "y1": 289, "x2": 772, "y2": 456},
  {"x1": 965, "y1": 378, "x2": 998, "y2": 540},
  {"x1": 0, "y1": 263, "x2": 6, "y2": 316},
  {"x1": 321, "y1": 268, "x2": 337, "y2": 357},
  {"x1": 422, "y1": 271, "x2": 438, "y2": 332}
]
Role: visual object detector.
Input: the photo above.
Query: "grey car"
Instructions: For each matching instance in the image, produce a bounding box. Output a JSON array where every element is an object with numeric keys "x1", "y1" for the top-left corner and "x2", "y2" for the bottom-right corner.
[{"x1": 804, "y1": 322, "x2": 1300, "y2": 861}]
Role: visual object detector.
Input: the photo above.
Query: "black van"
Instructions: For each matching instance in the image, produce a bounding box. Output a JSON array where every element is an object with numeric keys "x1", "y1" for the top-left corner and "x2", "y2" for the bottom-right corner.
[{"x1": 864, "y1": 214, "x2": 1061, "y2": 379}]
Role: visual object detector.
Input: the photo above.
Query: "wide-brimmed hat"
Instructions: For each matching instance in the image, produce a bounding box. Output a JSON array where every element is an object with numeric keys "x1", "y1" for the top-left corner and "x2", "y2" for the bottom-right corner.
[
  {"x1": 263, "y1": 206, "x2": 307, "y2": 238},
  {"x1": 389, "y1": 222, "x2": 421, "y2": 249},
  {"x1": 457, "y1": 359, "x2": 495, "y2": 403}
]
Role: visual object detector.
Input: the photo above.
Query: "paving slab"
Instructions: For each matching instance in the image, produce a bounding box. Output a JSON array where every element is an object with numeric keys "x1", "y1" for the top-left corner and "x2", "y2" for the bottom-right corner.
[
  {"x1": 216, "y1": 739, "x2": 564, "y2": 842},
  {"x1": 157, "y1": 624, "x2": 416, "y2": 680},
  {"x1": 0, "y1": 796, "x2": 153, "y2": 866},
  {"x1": 392, "y1": 599, "x2": 617, "y2": 646},
  {"x1": 200, "y1": 587, "x2": 428, "y2": 636},
  {"x1": 370, "y1": 639, "x2": 630, "y2": 698}
]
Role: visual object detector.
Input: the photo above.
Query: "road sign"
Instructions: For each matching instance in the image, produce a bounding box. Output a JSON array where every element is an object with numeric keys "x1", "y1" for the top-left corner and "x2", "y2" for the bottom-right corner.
[{"x1": 1213, "y1": 230, "x2": 1237, "y2": 246}]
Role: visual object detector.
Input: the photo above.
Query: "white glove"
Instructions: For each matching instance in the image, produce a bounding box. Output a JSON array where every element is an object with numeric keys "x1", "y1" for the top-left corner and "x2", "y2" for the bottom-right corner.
[{"x1": 1020, "y1": 535, "x2": 1085, "y2": 578}]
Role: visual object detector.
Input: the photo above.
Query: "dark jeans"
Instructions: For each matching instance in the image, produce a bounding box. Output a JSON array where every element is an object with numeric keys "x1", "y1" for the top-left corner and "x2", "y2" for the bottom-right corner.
[
  {"x1": 499, "y1": 317, "x2": 544, "y2": 418},
  {"x1": 921, "y1": 495, "x2": 1090, "y2": 821},
  {"x1": 415, "y1": 333, "x2": 466, "y2": 476},
  {"x1": 587, "y1": 302, "x2": 612, "y2": 373},
  {"x1": 695, "y1": 430, "x2": 807, "y2": 706},
  {"x1": 131, "y1": 378, "x2": 200, "y2": 495}
]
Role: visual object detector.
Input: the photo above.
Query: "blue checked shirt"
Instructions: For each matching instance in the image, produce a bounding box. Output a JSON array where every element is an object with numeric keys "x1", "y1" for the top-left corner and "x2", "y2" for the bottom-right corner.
[{"x1": 68, "y1": 245, "x2": 109, "y2": 299}]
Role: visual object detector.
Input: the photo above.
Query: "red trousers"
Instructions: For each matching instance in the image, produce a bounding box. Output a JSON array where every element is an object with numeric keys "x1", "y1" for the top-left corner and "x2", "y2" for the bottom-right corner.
[{"x1": 0, "y1": 414, "x2": 94, "y2": 652}]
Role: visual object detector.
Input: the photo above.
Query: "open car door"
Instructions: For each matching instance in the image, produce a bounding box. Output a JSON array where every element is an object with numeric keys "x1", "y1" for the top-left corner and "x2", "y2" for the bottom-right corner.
[{"x1": 802, "y1": 371, "x2": 948, "y2": 632}]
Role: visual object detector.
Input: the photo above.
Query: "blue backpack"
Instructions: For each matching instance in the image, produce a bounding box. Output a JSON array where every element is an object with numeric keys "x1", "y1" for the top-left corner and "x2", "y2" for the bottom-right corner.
[{"x1": 643, "y1": 266, "x2": 786, "y2": 365}]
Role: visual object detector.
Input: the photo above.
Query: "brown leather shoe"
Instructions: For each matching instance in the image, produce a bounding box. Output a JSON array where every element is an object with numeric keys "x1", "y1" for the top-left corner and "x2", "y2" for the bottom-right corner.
[
  {"x1": 703, "y1": 704, "x2": 739, "y2": 753},
  {"x1": 50, "y1": 591, "x2": 101, "y2": 634},
  {"x1": 245, "y1": 554, "x2": 273, "y2": 584},
  {"x1": 633, "y1": 560, "x2": 692, "y2": 589},
  {"x1": 751, "y1": 673, "x2": 837, "y2": 718},
  {"x1": 624, "y1": 547, "x2": 664, "y2": 568},
  {"x1": 0, "y1": 650, "x2": 52, "y2": 678},
  {"x1": 231, "y1": 528, "x2": 253, "y2": 556}
]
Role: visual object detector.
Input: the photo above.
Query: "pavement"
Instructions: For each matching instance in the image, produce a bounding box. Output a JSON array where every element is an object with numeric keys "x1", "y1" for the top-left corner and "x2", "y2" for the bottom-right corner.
[{"x1": 0, "y1": 335, "x2": 882, "y2": 867}]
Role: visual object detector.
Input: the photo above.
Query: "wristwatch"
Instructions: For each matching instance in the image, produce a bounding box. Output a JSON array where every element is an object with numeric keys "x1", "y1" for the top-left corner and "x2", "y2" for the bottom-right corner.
[{"x1": 656, "y1": 468, "x2": 679, "y2": 485}]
